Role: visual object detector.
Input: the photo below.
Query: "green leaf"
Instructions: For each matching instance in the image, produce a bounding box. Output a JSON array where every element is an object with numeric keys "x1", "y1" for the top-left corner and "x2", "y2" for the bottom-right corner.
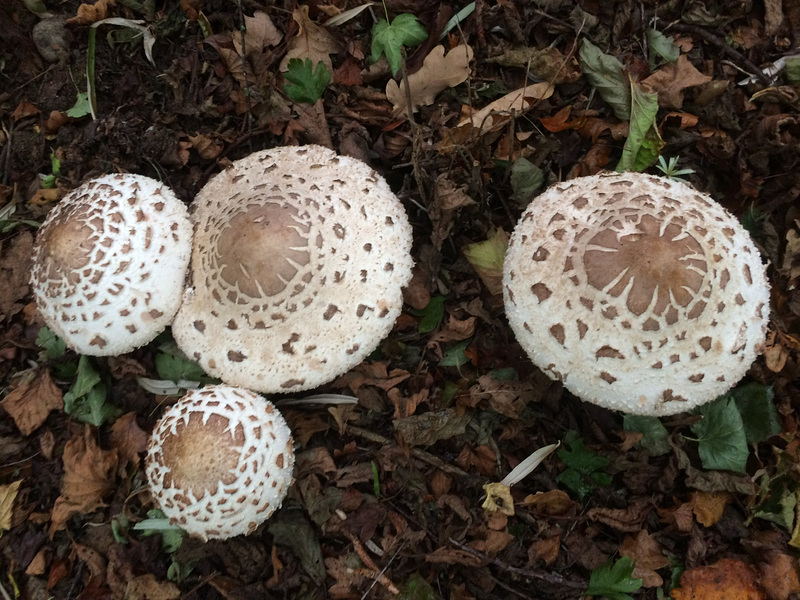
[
  {"x1": 646, "y1": 28, "x2": 679, "y2": 68},
  {"x1": 155, "y1": 351, "x2": 207, "y2": 382},
  {"x1": 283, "y1": 58, "x2": 330, "y2": 104},
  {"x1": 62, "y1": 356, "x2": 120, "y2": 426},
  {"x1": 36, "y1": 326, "x2": 67, "y2": 360},
  {"x1": 730, "y1": 383, "x2": 781, "y2": 444},
  {"x1": 691, "y1": 396, "x2": 749, "y2": 473},
  {"x1": 371, "y1": 13, "x2": 428, "y2": 75},
  {"x1": 586, "y1": 556, "x2": 643, "y2": 600},
  {"x1": 66, "y1": 92, "x2": 92, "y2": 118},
  {"x1": 557, "y1": 431, "x2": 611, "y2": 500},
  {"x1": 616, "y1": 80, "x2": 663, "y2": 172},
  {"x1": 786, "y1": 56, "x2": 800, "y2": 85},
  {"x1": 623, "y1": 415, "x2": 670, "y2": 456},
  {"x1": 418, "y1": 296, "x2": 446, "y2": 333},
  {"x1": 510, "y1": 157, "x2": 544, "y2": 204},
  {"x1": 399, "y1": 571, "x2": 437, "y2": 600},
  {"x1": 439, "y1": 339, "x2": 471, "y2": 367},
  {"x1": 578, "y1": 38, "x2": 630, "y2": 120}
]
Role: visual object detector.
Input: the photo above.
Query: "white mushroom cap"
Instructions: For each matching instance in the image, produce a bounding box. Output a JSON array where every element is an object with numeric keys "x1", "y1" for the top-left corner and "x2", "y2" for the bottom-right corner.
[
  {"x1": 145, "y1": 385, "x2": 295, "y2": 540},
  {"x1": 30, "y1": 174, "x2": 192, "y2": 355},
  {"x1": 503, "y1": 172, "x2": 770, "y2": 416},
  {"x1": 172, "y1": 145, "x2": 414, "y2": 393}
]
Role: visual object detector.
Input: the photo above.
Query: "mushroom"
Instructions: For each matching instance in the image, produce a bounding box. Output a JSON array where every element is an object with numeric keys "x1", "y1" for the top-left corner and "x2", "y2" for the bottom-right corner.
[
  {"x1": 30, "y1": 174, "x2": 192, "y2": 355},
  {"x1": 145, "y1": 384, "x2": 295, "y2": 540},
  {"x1": 502, "y1": 171, "x2": 770, "y2": 416},
  {"x1": 172, "y1": 145, "x2": 414, "y2": 393}
]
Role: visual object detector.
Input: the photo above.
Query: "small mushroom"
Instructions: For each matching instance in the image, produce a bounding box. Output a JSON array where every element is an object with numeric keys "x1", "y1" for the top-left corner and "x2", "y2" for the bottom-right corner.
[
  {"x1": 172, "y1": 145, "x2": 414, "y2": 393},
  {"x1": 503, "y1": 172, "x2": 770, "y2": 416},
  {"x1": 30, "y1": 174, "x2": 192, "y2": 355},
  {"x1": 145, "y1": 384, "x2": 295, "y2": 540}
]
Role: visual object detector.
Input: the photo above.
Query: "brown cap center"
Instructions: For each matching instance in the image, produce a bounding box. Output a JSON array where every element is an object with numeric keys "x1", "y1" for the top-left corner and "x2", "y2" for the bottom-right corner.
[
  {"x1": 217, "y1": 201, "x2": 311, "y2": 298},
  {"x1": 583, "y1": 214, "x2": 707, "y2": 316},
  {"x1": 160, "y1": 412, "x2": 243, "y2": 498}
]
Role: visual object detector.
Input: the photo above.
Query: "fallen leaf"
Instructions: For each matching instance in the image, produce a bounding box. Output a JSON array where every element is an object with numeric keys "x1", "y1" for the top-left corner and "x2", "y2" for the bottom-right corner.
[
  {"x1": 429, "y1": 175, "x2": 476, "y2": 250},
  {"x1": 587, "y1": 498, "x2": 651, "y2": 532},
  {"x1": 125, "y1": 574, "x2": 181, "y2": 600},
  {"x1": 0, "y1": 231, "x2": 34, "y2": 321},
  {"x1": 236, "y1": 11, "x2": 281, "y2": 58},
  {"x1": 486, "y1": 46, "x2": 581, "y2": 83},
  {"x1": 529, "y1": 535, "x2": 560, "y2": 566},
  {"x1": 0, "y1": 480, "x2": 22, "y2": 531},
  {"x1": 759, "y1": 553, "x2": 800, "y2": 600},
  {"x1": 279, "y1": 6, "x2": 340, "y2": 72},
  {"x1": 619, "y1": 530, "x2": 670, "y2": 588},
  {"x1": 642, "y1": 55, "x2": 712, "y2": 109},
  {"x1": 462, "y1": 228, "x2": 508, "y2": 295},
  {"x1": 471, "y1": 528, "x2": 514, "y2": 554},
  {"x1": 671, "y1": 557, "x2": 766, "y2": 600},
  {"x1": 386, "y1": 44, "x2": 474, "y2": 116},
  {"x1": 467, "y1": 374, "x2": 537, "y2": 418},
  {"x1": 1, "y1": 369, "x2": 64, "y2": 436},
  {"x1": 692, "y1": 491, "x2": 732, "y2": 527},
  {"x1": 50, "y1": 425, "x2": 119, "y2": 536},
  {"x1": 109, "y1": 412, "x2": 148, "y2": 470},
  {"x1": 187, "y1": 132, "x2": 223, "y2": 160},
  {"x1": 394, "y1": 409, "x2": 471, "y2": 446},
  {"x1": 523, "y1": 489, "x2": 580, "y2": 517},
  {"x1": 458, "y1": 83, "x2": 554, "y2": 131},
  {"x1": 67, "y1": 0, "x2": 114, "y2": 25}
]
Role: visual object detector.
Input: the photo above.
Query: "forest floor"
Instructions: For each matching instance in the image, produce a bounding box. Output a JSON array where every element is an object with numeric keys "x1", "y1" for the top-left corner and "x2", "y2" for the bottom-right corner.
[{"x1": 1, "y1": 0, "x2": 800, "y2": 598}]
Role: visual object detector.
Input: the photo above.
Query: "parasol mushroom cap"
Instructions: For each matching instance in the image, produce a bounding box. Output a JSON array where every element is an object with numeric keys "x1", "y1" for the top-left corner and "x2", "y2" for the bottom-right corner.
[
  {"x1": 30, "y1": 174, "x2": 192, "y2": 355},
  {"x1": 145, "y1": 384, "x2": 295, "y2": 540},
  {"x1": 503, "y1": 171, "x2": 770, "y2": 416},
  {"x1": 172, "y1": 145, "x2": 414, "y2": 393}
]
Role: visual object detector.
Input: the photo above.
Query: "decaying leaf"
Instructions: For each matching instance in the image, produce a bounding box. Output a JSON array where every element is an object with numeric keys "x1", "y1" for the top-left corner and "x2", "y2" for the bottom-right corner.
[
  {"x1": 50, "y1": 425, "x2": 119, "y2": 535},
  {"x1": 236, "y1": 11, "x2": 282, "y2": 58},
  {"x1": 458, "y1": 82, "x2": 554, "y2": 131},
  {"x1": 759, "y1": 553, "x2": 800, "y2": 600},
  {"x1": 642, "y1": 54, "x2": 712, "y2": 109},
  {"x1": 463, "y1": 228, "x2": 508, "y2": 295},
  {"x1": 619, "y1": 530, "x2": 670, "y2": 587},
  {"x1": 672, "y1": 558, "x2": 766, "y2": 600},
  {"x1": 692, "y1": 490, "x2": 733, "y2": 527},
  {"x1": 279, "y1": 5, "x2": 340, "y2": 72},
  {"x1": 109, "y1": 412, "x2": 148, "y2": 470},
  {"x1": 486, "y1": 46, "x2": 581, "y2": 83},
  {"x1": 0, "y1": 480, "x2": 22, "y2": 532},
  {"x1": 125, "y1": 574, "x2": 181, "y2": 600},
  {"x1": 386, "y1": 44, "x2": 474, "y2": 116},
  {"x1": 0, "y1": 230, "x2": 33, "y2": 321},
  {"x1": 394, "y1": 409, "x2": 471, "y2": 446},
  {"x1": 1, "y1": 368, "x2": 64, "y2": 435}
]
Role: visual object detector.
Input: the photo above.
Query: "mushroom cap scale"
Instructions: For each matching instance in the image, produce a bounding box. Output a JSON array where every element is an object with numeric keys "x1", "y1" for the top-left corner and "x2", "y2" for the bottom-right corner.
[
  {"x1": 172, "y1": 145, "x2": 414, "y2": 393},
  {"x1": 145, "y1": 385, "x2": 295, "y2": 540},
  {"x1": 30, "y1": 174, "x2": 192, "y2": 355},
  {"x1": 503, "y1": 171, "x2": 770, "y2": 416}
]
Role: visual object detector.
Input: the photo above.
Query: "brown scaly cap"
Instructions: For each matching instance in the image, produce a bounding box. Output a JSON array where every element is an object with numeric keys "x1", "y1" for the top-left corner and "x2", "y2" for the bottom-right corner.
[{"x1": 503, "y1": 171, "x2": 770, "y2": 416}]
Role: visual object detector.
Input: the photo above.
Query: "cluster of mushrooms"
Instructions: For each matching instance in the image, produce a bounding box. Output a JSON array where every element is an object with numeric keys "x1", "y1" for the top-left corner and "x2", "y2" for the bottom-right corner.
[{"x1": 29, "y1": 145, "x2": 770, "y2": 540}]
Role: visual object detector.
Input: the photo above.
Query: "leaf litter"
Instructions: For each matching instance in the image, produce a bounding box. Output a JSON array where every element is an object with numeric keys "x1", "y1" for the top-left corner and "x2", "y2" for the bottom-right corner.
[{"x1": 1, "y1": 1, "x2": 800, "y2": 599}]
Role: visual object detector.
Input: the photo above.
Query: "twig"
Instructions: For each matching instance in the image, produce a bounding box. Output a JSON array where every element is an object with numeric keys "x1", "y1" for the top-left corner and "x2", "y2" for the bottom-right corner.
[
  {"x1": 346, "y1": 424, "x2": 474, "y2": 479},
  {"x1": 666, "y1": 22, "x2": 772, "y2": 86}
]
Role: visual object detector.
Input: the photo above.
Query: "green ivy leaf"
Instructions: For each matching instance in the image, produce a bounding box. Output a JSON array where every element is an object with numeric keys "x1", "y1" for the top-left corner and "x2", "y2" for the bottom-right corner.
[
  {"x1": 510, "y1": 157, "x2": 544, "y2": 204},
  {"x1": 371, "y1": 13, "x2": 428, "y2": 76},
  {"x1": 418, "y1": 296, "x2": 446, "y2": 333},
  {"x1": 730, "y1": 382, "x2": 781, "y2": 444},
  {"x1": 691, "y1": 396, "x2": 749, "y2": 473},
  {"x1": 578, "y1": 38, "x2": 630, "y2": 120},
  {"x1": 586, "y1": 556, "x2": 643, "y2": 600},
  {"x1": 283, "y1": 58, "x2": 330, "y2": 104},
  {"x1": 616, "y1": 80, "x2": 663, "y2": 172},
  {"x1": 623, "y1": 414, "x2": 670, "y2": 456}
]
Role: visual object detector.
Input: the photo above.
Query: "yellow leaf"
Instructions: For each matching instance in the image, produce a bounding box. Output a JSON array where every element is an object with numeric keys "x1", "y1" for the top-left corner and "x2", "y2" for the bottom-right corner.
[
  {"x1": 386, "y1": 45, "x2": 474, "y2": 116},
  {"x1": 0, "y1": 480, "x2": 22, "y2": 532}
]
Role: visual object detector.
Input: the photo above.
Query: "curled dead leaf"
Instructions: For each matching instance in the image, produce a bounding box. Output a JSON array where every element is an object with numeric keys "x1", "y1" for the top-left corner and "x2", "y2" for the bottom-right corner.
[{"x1": 1, "y1": 369, "x2": 63, "y2": 436}]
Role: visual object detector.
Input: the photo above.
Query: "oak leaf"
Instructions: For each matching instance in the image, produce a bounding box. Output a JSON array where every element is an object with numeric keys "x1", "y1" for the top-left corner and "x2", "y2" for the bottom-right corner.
[
  {"x1": 49, "y1": 425, "x2": 118, "y2": 535},
  {"x1": 1, "y1": 369, "x2": 63, "y2": 435},
  {"x1": 279, "y1": 6, "x2": 339, "y2": 72},
  {"x1": 386, "y1": 44, "x2": 474, "y2": 116},
  {"x1": 620, "y1": 530, "x2": 670, "y2": 588},
  {"x1": 642, "y1": 54, "x2": 711, "y2": 109}
]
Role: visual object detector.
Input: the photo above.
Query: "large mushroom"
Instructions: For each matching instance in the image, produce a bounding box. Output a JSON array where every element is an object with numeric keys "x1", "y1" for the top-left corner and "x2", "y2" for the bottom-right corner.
[
  {"x1": 172, "y1": 145, "x2": 414, "y2": 393},
  {"x1": 145, "y1": 385, "x2": 294, "y2": 540},
  {"x1": 30, "y1": 174, "x2": 192, "y2": 355},
  {"x1": 503, "y1": 171, "x2": 770, "y2": 416}
]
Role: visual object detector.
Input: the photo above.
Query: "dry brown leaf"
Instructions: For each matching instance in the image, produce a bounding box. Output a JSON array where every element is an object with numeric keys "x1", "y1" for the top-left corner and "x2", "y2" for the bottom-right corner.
[
  {"x1": 529, "y1": 535, "x2": 560, "y2": 566},
  {"x1": 0, "y1": 480, "x2": 22, "y2": 532},
  {"x1": 468, "y1": 374, "x2": 536, "y2": 419},
  {"x1": 692, "y1": 491, "x2": 732, "y2": 527},
  {"x1": 759, "y1": 553, "x2": 800, "y2": 600},
  {"x1": 587, "y1": 498, "x2": 651, "y2": 532},
  {"x1": 672, "y1": 558, "x2": 766, "y2": 600},
  {"x1": 458, "y1": 82, "x2": 554, "y2": 130},
  {"x1": 523, "y1": 489, "x2": 579, "y2": 516},
  {"x1": 49, "y1": 425, "x2": 119, "y2": 536},
  {"x1": 109, "y1": 412, "x2": 148, "y2": 470},
  {"x1": 471, "y1": 529, "x2": 514, "y2": 554},
  {"x1": 125, "y1": 574, "x2": 181, "y2": 600},
  {"x1": 620, "y1": 530, "x2": 670, "y2": 588},
  {"x1": 389, "y1": 387, "x2": 429, "y2": 419},
  {"x1": 279, "y1": 5, "x2": 340, "y2": 72},
  {"x1": 0, "y1": 231, "x2": 34, "y2": 321},
  {"x1": 394, "y1": 409, "x2": 471, "y2": 447},
  {"x1": 187, "y1": 133, "x2": 223, "y2": 160},
  {"x1": 1, "y1": 369, "x2": 64, "y2": 436},
  {"x1": 425, "y1": 547, "x2": 485, "y2": 567},
  {"x1": 642, "y1": 55, "x2": 712, "y2": 109},
  {"x1": 67, "y1": 0, "x2": 115, "y2": 25},
  {"x1": 431, "y1": 315, "x2": 477, "y2": 343},
  {"x1": 386, "y1": 44, "x2": 474, "y2": 116},
  {"x1": 429, "y1": 175, "x2": 476, "y2": 250},
  {"x1": 236, "y1": 11, "x2": 282, "y2": 58}
]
